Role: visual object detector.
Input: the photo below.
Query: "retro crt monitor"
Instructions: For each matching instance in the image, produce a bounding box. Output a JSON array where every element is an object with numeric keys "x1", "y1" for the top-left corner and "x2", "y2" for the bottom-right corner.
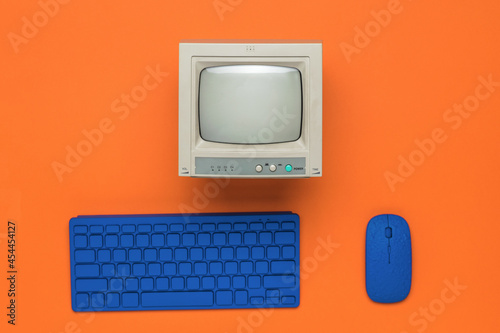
[{"x1": 179, "y1": 40, "x2": 322, "y2": 178}]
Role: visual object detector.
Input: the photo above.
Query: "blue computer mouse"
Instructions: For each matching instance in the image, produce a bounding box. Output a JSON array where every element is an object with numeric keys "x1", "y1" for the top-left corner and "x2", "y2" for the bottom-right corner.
[{"x1": 366, "y1": 214, "x2": 412, "y2": 303}]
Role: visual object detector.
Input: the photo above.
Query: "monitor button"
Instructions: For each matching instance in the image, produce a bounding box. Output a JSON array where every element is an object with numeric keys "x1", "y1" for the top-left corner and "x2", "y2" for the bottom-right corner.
[
  {"x1": 269, "y1": 164, "x2": 277, "y2": 172},
  {"x1": 285, "y1": 164, "x2": 292, "y2": 172},
  {"x1": 255, "y1": 165, "x2": 263, "y2": 173}
]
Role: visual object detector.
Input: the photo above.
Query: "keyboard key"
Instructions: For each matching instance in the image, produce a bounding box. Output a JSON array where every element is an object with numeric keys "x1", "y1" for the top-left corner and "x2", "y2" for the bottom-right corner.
[
  {"x1": 240, "y1": 261, "x2": 253, "y2": 274},
  {"x1": 157, "y1": 277, "x2": 169, "y2": 290},
  {"x1": 75, "y1": 250, "x2": 95, "y2": 263},
  {"x1": 144, "y1": 249, "x2": 157, "y2": 261},
  {"x1": 190, "y1": 248, "x2": 203, "y2": 260},
  {"x1": 282, "y1": 296, "x2": 296, "y2": 304},
  {"x1": 76, "y1": 293, "x2": 89, "y2": 308},
  {"x1": 218, "y1": 276, "x2": 230, "y2": 289},
  {"x1": 151, "y1": 234, "x2": 165, "y2": 247},
  {"x1": 74, "y1": 235, "x2": 87, "y2": 248},
  {"x1": 167, "y1": 234, "x2": 180, "y2": 246},
  {"x1": 275, "y1": 231, "x2": 295, "y2": 244},
  {"x1": 233, "y1": 276, "x2": 245, "y2": 289},
  {"x1": 259, "y1": 232, "x2": 272, "y2": 244},
  {"x1": 122, "y1": 292, "x2": 139, "y2": 307},
  {"x1": 187, "y1": 277, "x2": 200, "y2": 289},
  {"x1": 142, "y1": 291, "x2": 214, "y2": 307},
  {"x1": 194, "y1": 262, "x2": 207, "y2": 275},
  {"x1": 121, "y1": 234, "x2": 134, "y2": 247},
  {"x1": 236, "y1": 247, "x2": 249, "y2": 259},
  {"x1": 90, "y1": 225, "x2": 104, "y2": 234},
  {"x1": 234, "y1": 223, "x2": 247, "y2": 230},
  {"x1": 202, "y1": 223, "x2": 215, "y2": 231},
  {"x1": 75, "y1": 264, "x2": 99, "y2": 277},
  {"x1": 89, "y1": 235, "x2": 102, "y2": 248},
  {"x1": 218, "y1": 223, "x2": 231, "y2": 231},
  {"x1": 198, "y1": 233, "x2": 211, "y2": 245},
  {"x1": 271, "y1": 260, "x2": 296, "y2": 274},
  {"x1": 179, "y1": 262, "x2": 192, "y2": 275},
  {"x1": 175, "y1": 248, "x2": 188, "y2": 261},
  {"x1": 148, "y1": 263, "x2": 161, "y2": 276},
  {"x1": 125, "y1": 278, "x2": 139, "y2": 291},
  {"x1": 129, "y1": 249, "x2": 142, "y2": 262},
  {"x1": 213, "y1": 233, "x2": 226, "y2": 245},
  {"x1": 266, "y1": 290, "x2": 279, "y2": 298},
  {"x1": 282, "y1": 222, "x2": 295, "y2": 230},
  {"x1": 109, "y1": 278, "x2": 123, "y2": 291},
  {"x1": 113, "y1": 249, "x2": 126, "y2": 262},
  {"x1": 182, "y1": 233, "x2": 196, "y2": 246},
  {"x1": 267, "y1": 246, "x2": 279, "y2": 259},
  {"x1": 263, "y1": 275, "x2": 296, "y2": 288},
  {"x1": 92, "y1": 293, "x2": 105, "y2": 308},
  {"x1": 154, "y1": 224, "x2": 167, "y2": 232},
  {"x1": 170, "y1": 224, "x2": 183, "y2": 232},
  {"x1": 106, "y1": 225, "x2": 120, "y2": 233},
  {"x1": 138, "y1": 224, "x2": 152, "y2": 233},
  {"x1": 186, "y1": 223, "x2": 200, "y2": 231},
  {"x1": 216, "y1": 291, "x2": 232, "y2": 305},
  {"x1": 97, "y1": 249, "x2": 111, "y2": 262},
  {"x1": 117, "y1": 264, "x2": 130, "y2": 276},
  {"x1": 255, "y1": 261, "x2": 269, "y2": 274},
  {"x1": 235, "y1": 290, "x2": 248, "y2": 305},
  {"x1": 225, "y1": 262, "x2": 237, "y2": 275},
  {"x1": 141, "y1": 278, "x2": 154, "y2": 290},
  {"x1": 250, "y1": 296, "x2": 264, "y2": 305},
  {"x1": 136, "y1": 234, "x2": 149, "y2": 247},
  {"x1": 266, "y1": 222, "x2": 279, "y2": 230},
  {"x1": 250, "y1": 222, "x2": 263, "y2": 230},
  {"x1": 159, "y1": 248, "x2": 173, "y2": 261},
  {"x1": 209, "y1": 262, "x2": 222, "y2": 275},
  {"x1": 220, "y1": 247, "x2": 233, "y2": 260},
  {"x1": 102, "y1": 264, "x2": 115, "y2": 277},
  {"x1": 122, "y1": 225, "x2": 135, "y2": 233},
  {"x1": 106, "y1": 293, "x2": 120, "y2": 307},
  {"x1": 248, "y1": 275, "x2": 261, "y2": 289},
  {"x1": 252, "y1": 247, "x2": 264, "y2": 259},
  {"x1": 282, "y1": 246, "x2": 295, "y2": 259},
  {"x1": 171, "y1": 277, "x2": 184, "y2": 290},
  {"x1": 266, "y1": 297, "x2": 280, "y2": 305},
  {"x1": 132, "y1": 263, "x2": 146, "y2": 276},
  {"x1": 243, "y1": 232, "x2": 257, "y2": 245},
  {"x1": 164, "y1": 263, "x2": 176, "y2": 275},
  {"x1": 206, "y1": 248, "x2": 218, "y2": 260},
  {"x1": 74, "y1": 226, "x2": 88, "y2": 234},
  {"x1": 202, "y1": 276, "x2": 215, "y2": 289},
  {"x1": 228, "y1": 233, "x2": 242, "y2": 245},
  {"x1": 76, "y1": 279, "x2": 107, "y2": 292}
]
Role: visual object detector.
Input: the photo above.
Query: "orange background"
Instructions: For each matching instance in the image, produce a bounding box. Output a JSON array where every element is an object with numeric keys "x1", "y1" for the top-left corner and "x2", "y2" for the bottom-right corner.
[{"x1": 1, "y1": 0, "x2": 500, "y2": 332}]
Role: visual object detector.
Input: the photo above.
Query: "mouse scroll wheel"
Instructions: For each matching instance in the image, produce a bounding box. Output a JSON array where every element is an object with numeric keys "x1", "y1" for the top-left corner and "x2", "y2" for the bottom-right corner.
[{"x1": 385, "y1": 227, "x2": 392, "y2": 238}]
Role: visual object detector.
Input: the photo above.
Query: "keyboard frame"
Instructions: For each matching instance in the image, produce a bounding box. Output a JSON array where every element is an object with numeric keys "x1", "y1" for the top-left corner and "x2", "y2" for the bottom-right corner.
[{"x1": 69, "y1": 212, "x2": 300, "y2": 311}]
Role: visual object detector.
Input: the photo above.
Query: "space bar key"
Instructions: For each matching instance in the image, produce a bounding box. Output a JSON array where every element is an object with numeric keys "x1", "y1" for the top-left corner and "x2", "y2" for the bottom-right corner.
[{"x1": 142, "y1": 291, "x2": 214, "y2": 307}]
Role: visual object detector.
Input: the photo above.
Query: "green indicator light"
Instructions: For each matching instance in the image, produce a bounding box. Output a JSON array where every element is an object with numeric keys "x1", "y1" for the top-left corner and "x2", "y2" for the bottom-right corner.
[{"x1": 285, "y1": 164, "x2": 292, "y2": 172}]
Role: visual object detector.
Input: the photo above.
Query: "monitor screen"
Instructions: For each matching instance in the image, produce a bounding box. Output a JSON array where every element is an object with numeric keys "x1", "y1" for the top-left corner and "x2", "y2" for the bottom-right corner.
[{"x1": 198, "y1": 65, "x2": 302, "y2": 144}]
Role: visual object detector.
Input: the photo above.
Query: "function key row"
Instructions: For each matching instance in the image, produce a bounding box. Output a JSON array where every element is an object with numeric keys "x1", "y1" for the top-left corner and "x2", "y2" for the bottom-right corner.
[{"x1": 73, "y1": 221, "x2": 296, "y2": 235}]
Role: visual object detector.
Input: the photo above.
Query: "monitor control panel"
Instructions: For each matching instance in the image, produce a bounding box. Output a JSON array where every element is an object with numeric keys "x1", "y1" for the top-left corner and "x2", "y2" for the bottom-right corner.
[{"x1": 195, "y1": 157, "x2": 306, "y2": 176}]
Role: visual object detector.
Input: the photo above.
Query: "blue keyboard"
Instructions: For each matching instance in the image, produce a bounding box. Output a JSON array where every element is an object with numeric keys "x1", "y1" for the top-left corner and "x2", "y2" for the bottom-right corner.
[{"x1": 69, "y1": 212, "x2": 300, "y2": 311}]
